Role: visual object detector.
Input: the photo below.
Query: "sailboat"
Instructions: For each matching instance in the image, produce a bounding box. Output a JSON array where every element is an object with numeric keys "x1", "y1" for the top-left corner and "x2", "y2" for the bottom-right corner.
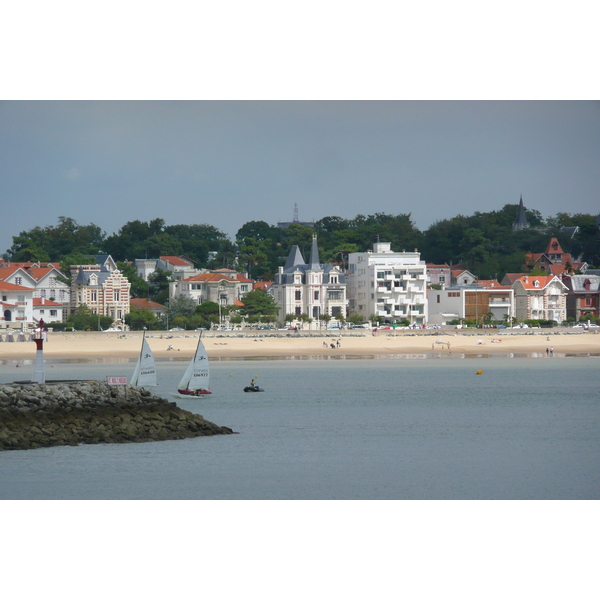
[
  {"x1": 170, "y1": 335, "x2": 212, "y2": 398},
  {"x1": 131, "y1": 331, "x2": 158, "y2": 387}
]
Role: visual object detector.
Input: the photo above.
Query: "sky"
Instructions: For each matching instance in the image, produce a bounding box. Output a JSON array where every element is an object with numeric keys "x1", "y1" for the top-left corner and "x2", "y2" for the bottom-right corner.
[{"x1": 1, "y1": 100, "x2": 599, "y2": 256}]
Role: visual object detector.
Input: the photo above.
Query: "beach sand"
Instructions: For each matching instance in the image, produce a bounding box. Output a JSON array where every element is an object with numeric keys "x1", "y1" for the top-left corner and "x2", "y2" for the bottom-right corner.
[{"x1": 1, "y1": 328, "x2": 599, "y2": 361}]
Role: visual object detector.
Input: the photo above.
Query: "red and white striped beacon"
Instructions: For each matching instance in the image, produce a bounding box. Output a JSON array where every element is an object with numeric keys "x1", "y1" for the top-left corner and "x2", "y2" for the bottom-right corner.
[{"x1": 32, "y1": 318, "x2": 46, "y2": 384}]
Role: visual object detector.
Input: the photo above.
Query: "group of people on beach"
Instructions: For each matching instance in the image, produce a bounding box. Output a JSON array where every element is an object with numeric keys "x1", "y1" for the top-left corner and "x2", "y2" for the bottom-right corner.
[{"x1": 323, "y1": 339, "x2": 341, "y2": 349}]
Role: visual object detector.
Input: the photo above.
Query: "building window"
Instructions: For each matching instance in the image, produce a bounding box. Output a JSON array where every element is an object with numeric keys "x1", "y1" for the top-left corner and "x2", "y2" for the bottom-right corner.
[
  {"x1": 295, "y1": 307, "x2": 302, "y2": 315},
  {"x1": 50, "y1": 310, "x2": 57, "y2": 316},
  {"x1": 295, "y1": 290, "x2": 301, "y2": 300},
  {"x1": 15, "y1": 277, "x2": 22, "y2": 285},
  {"x1": 114, "y1": 291, "x2": 120, "y2": 301},
  {"x1": 314, "y1": 291, "x2": 319, "y2": 301},
  {"x1": 91, "y1": 291, "x2": 97, "y2": 302}
]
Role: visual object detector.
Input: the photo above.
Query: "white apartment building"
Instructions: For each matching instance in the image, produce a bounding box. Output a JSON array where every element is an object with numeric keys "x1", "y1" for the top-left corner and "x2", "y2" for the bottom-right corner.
[{"x1": 347, "y1": 242, "x2": 428, "y2": 326}]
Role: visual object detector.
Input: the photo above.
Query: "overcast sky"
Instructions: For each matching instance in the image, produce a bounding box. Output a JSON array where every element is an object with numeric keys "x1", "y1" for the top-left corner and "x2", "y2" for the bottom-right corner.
[{"x1": 2, "y1": 100, "x2": 598, "y2": 256}]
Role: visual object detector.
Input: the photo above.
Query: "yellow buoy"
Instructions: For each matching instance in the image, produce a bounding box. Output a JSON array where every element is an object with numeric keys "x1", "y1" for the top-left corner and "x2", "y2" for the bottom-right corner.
[{"x1": 476, "y1": 370, "x2": 483, "y2": 375}]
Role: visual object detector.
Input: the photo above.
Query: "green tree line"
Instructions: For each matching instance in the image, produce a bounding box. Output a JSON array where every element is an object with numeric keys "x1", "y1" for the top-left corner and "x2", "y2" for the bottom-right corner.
[{"x1": 5, "y1": 206, "x2": 600, "y2": 286}]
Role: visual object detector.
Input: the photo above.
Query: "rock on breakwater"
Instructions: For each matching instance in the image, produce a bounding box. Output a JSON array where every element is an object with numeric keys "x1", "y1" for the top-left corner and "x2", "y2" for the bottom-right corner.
[{"x1": 0, "y1": 381, "x2": 236, "y2": 451}]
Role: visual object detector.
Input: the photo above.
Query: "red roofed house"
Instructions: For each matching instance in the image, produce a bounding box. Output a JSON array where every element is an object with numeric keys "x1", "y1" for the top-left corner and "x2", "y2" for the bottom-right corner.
[
  {"x1": 172, "y1": 270, "x2": 254, "y2": 308},
  {"x1": 129, "y1": 298, "x2": 167, "y2": 318},
  {"x1": 0, "y1": 280, "x2": 35, "y2": 325},
  {"x1": 561, "y1": 274, "x2": 600, "y2": 321},
  {"x1": 32, "y1": 298, "x2": 64, "y2": 324},
  {"x1": 512, "y1": 275, "x2": 568, "y2": 322},
  {"x1": 525, "y1": 237, "x2": 588, "y2": 275}
]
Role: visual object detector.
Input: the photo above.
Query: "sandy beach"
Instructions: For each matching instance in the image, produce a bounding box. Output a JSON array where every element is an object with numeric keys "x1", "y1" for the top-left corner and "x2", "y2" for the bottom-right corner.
[{"x1": 1, "y1": 328, "x2": 599, "y2": 361}]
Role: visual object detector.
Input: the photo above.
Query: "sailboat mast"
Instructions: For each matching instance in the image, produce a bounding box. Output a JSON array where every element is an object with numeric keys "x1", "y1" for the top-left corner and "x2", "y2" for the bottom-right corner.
[{"x1": 134, "y1": 329, "x2": 146, "y2": 385}]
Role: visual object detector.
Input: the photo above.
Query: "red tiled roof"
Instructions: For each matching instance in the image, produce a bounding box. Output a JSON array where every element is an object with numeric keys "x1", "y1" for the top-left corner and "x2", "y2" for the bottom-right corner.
[
  {"x1": 545, "y1": 237, "x2": 565, "y2": 255},
  {"x1": 515, "y1": 275, "x2": 563, "y2": 290},
  {"x1": 0, "y1": 280, "x2": 34, "y2": 292},
  {"x1": 160, "y1": 256, "x2": 194, "y2": 267},
  {"x1": 33, "y1": 298, "x2": 62, "y2": 307},
  {"x1": 130, "y1": 298, "x2": 166, "y2": 310},
  {"x1": 475, "y1": 280, "x2": 510, "y2": 289},
  {"x1": 183, "y1": 273, "x2": 235, "y2": 283},
  {"x1": 503, "y1": 273, "x2": 526, "y2": 284}
]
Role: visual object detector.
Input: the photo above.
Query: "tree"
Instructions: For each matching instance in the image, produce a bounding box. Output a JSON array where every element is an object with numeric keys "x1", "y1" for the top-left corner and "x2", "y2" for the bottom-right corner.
[
  {"x1": 117, "y1": 261, "x2": 149, "y2": 299},
  {"x1": 67, "y1": 305, "x2": 113, "y2": 331},
  {"x1": 59, "y1": 254, "x2": 98, "y2": 284},
  {"x1": 125, "y1": 307, "x2": 160, "y2": 330},
  {"x1": 168, "y1": 296, "x2": 197, "y2": 319},
  {"x1": 148, "y1": 268, "x2": 172, "y2": 304},
  {"x1": 238, "y1": 289, "x2": 278, "y2": 319}
]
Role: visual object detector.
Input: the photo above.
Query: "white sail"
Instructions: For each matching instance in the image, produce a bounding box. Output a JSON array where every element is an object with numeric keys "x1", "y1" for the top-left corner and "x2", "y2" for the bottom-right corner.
[
  {"x1": 177, "y1": 337, "x2": 210, "y2": 391},
  {"x1": 131, "y1": 336, "x2": 158, "y2": 387}
]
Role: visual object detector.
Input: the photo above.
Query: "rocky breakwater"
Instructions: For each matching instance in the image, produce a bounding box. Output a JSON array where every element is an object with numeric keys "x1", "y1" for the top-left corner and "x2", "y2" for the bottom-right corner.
[{"x1": 0, "y1": 381, "x2": 236, "y2": 451}]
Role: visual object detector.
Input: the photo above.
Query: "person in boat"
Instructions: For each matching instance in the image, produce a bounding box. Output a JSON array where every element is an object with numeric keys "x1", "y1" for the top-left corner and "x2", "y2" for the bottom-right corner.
[{"x1": 250, "y1": 378, "x2": 255, "y2": 387}]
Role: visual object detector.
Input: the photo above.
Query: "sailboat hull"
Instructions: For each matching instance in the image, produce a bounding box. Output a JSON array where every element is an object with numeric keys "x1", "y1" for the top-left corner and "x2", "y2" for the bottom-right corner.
[{"x1": 170, "y1": 389, "x2": 212, "y2": 399}]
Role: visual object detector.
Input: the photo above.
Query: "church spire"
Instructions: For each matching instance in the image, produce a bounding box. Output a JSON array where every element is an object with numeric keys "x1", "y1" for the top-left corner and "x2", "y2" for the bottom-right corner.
[{"x1": 513, "y1": 195, "x2": 530, "y2": 231}]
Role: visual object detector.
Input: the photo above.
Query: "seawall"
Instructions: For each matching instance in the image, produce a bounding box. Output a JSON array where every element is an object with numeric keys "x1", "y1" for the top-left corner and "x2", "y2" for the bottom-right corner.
[{"x1": 0, "y1": 381, "x2": 235, "y2": 451}]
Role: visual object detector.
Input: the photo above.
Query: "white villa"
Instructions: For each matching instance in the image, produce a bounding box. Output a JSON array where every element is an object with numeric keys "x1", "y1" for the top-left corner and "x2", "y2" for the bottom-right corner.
[
  {"x1": 270, "y1": 236, "x2": 346, "y2": 326},
  {"x1": 512, "y1": 275, "x2": 568, "y2": 322},
  {"x1": 347, "y1": 242, "x2": 427, "y2": 326},
  {"x1": 172, "y1": 269, "x2": 254, "y2": 307},
  {"x1": 0, "y1": 280, "x2": 35, "y2": 326}
]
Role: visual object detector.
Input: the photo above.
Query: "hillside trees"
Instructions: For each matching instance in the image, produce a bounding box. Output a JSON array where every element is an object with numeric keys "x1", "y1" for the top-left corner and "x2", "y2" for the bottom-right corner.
[{"x1": 8, "y1": 217, "x2": 106, "y2": 262}]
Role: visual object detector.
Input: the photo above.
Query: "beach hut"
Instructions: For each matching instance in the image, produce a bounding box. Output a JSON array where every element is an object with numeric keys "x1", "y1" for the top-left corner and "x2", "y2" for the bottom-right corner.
[
  {"x1": 16, "y1": 331, "x2": 26, "y2": 342},
  {"x1": 5, "y1": 332, "x2": 15, "y2": 342}
]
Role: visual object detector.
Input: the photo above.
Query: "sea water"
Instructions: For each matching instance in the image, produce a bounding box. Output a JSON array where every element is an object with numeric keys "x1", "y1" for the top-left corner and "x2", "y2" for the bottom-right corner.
[{"x1": 0, "y1": 356, "x2": 599, "y2": 500}]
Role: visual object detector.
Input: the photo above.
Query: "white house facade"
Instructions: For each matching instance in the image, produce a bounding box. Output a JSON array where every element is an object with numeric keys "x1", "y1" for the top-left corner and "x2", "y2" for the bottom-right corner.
[
  {"x1": 427, "y1": 285, "x2": 514, "y2": 326},
  {"x1": 270, "y1": 236, "x2": 346, "y2": 325},
  {"x1": 0, "y1": 281, "x2": 35, "y2": 326},
  {"x1": 347, "y1": 242, "x2": 427, "y2": 326},
  {"x1": 512, "y1": 275, "x2": 568, "y2": 322}
]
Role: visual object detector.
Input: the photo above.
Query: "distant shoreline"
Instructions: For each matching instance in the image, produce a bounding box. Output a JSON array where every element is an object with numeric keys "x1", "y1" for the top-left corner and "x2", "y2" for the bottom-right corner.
[{"x1": 1, "y1": 329, "x2": 599, "y2": 362}]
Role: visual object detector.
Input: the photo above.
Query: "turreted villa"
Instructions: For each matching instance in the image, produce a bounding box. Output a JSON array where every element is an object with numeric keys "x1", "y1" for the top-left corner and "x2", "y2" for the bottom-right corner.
[{"x1": 269, "y1": 236, "x2": 347, "y2": 326}]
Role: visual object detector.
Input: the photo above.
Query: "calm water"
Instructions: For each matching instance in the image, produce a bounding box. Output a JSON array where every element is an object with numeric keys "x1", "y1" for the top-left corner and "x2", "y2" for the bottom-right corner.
[{"x1": 1, "y1": 355, "x2": 599, "y2": 499}]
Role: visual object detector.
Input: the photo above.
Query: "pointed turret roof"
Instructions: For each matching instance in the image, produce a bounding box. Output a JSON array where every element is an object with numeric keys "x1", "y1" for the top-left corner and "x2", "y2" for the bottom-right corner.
[
  {"x1": 74, "y1": 266, "x2": 88, "y2": 285},
  {"x1": 284, "y1": 245, "x2": 306, "y2": 270},
  {"x1": 308, "y1": 235, "x2": 321, "y2": 270}
]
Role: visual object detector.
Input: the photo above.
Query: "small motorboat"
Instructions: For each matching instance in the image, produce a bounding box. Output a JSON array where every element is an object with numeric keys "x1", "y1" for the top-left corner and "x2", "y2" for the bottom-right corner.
[{"x1": 244, "y1": 385, "x2": 264, "y2": 393}]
